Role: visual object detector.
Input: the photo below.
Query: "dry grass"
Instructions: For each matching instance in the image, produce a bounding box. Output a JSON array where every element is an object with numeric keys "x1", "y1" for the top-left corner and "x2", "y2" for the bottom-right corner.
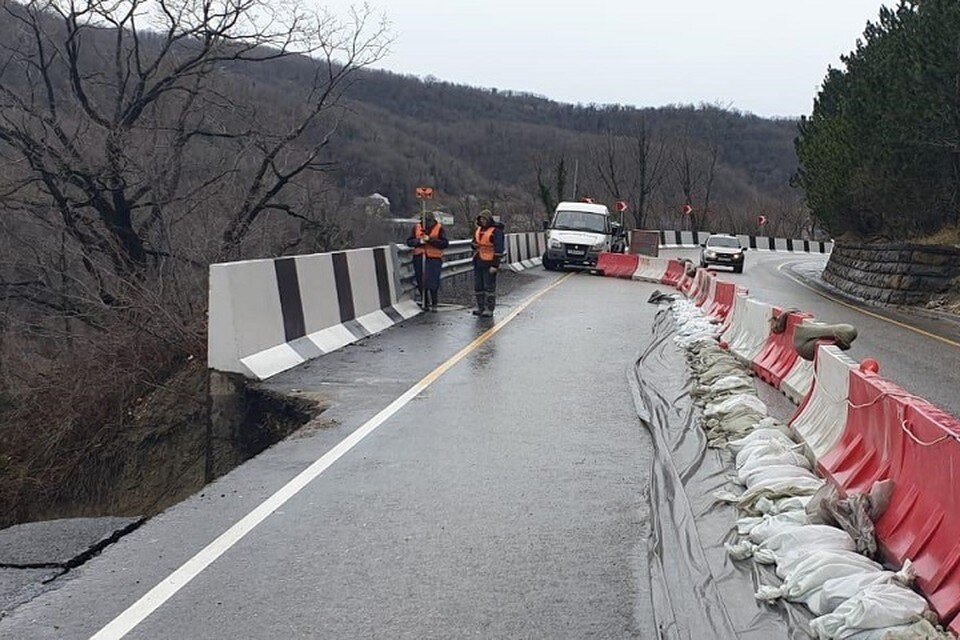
[
  {"x1": 0, "y1": 339, "x2": 316, "y2": 528},
  {"x1": 914, "y1": 225, "x2": 960, "y2": 246}
]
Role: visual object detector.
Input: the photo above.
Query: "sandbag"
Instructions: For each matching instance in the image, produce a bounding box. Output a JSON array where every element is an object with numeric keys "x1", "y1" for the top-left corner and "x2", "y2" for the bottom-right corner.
[
  {"x1": 739, "y1": 451, "x2": 813, "y2": 477},
  {"x1": 806, "y1": 565, "x2": 914, "y2": 617},
  {"x1": 736, "y1": 440, "x2": 812, "y2": 473},
  {"x1": 754, "y1": 495, "x2": 813, "y2": 515},
  {"x1": 794, "y1": 323, "x2": 858, "y2": 361},
  {"x1": 729, "y1": 428, "x2": 796, "y2": 455},
  {"x1": 809, "y1": 583, "x2": 931, "y2": 639},
  {"x1": 727, "y1": 525, "x2": 855, "y2": 563},
  {"x1": 844, "y1": 619, "x2": 951, "y2": 639},
  {"x1": 739, "y1": 464, "x2": 819, "y2": 489},
  {"x1": 738, "y1": 510, "x2": 810, "y2": 541},
  {"x1": 806, "y1": 483, "x2": 893, "y2": 557},
  {"x1": 756, "y1": 550, "x2": 883, "y2": 602},
  {"x1": 771, "y1": 308, "x2": 802, "y2": 334},
  {"x1": 704, "y1": 394, "x2": 767, "y2": 418}
]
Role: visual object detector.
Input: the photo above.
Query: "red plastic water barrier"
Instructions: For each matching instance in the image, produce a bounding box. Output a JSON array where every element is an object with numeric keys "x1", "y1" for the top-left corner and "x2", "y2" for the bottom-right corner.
[
  {"x1": 707, "y1": 281, "x2": 737, "y2": 322},
  {"x1": 661, "y1": 260, "x2": 684, "y2": 287},
  {"x1": 820, "y1": 370, "x2": 960, "y2": 627},
  {"x1": 752, "y1": 310, "x2": 813, "y2": 389},
  {"x1": 595, "y1": 252, "x2": 639, "y2": 278}
]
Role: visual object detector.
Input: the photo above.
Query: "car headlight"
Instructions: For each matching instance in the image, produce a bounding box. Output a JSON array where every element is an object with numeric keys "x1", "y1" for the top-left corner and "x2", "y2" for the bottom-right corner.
[
  {"x1": 704, "y1": 249, "x2": 717, "y2": 258},
  {"x1": 549, "y1": 238, "x2": 562, "y2": 249},
  {"x1": 732, "y1": 252, "x2": 743, "y2": 260},
  {"x1": 592, "y1": 239, "x2": 606, "y2": 250}
]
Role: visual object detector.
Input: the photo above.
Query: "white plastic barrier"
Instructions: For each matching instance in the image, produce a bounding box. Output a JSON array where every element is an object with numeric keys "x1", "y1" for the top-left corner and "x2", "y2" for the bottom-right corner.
[
  {"x1": 721, "y1": 293, "x2": 750, "y2": 342},
  {"x1": 702, "y1": 276, "x2": 718, "y2": 310},
  {"x1": 209, "y1": 245, "x2": 419, "y2": 380},
  {"x1": 789, "y1": 345, "x2": 858, "y2": 461},
  {"x1": 781, "y1": 318, "x2": 817, "y2": 404},
  {"x1": 632, "y1": 256, "x2": 670, "y2": 283},
  {"x1": 728, "y1": 298, "x2": 773, "y2": 365}
]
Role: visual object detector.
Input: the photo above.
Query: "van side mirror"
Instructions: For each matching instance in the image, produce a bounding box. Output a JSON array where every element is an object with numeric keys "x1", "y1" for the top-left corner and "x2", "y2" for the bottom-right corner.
[
  {"x1": 542, "y1": 220, "x2": 550, "y2": 231},
  {"x1": 742, "y1": 247, "x2": 748, "y2": 252},
  {"x1": 700, "y1": 243, "x2": 706, "y2": 248}
]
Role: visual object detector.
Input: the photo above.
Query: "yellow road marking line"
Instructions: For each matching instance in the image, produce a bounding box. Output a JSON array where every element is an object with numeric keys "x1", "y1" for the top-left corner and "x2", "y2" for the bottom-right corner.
[
  {"x1": 776, "y1": 261, "x2": 960, "y2": 350},
  {"x1": 91, "y1": 271, "x2": 574, "y2": 640}
]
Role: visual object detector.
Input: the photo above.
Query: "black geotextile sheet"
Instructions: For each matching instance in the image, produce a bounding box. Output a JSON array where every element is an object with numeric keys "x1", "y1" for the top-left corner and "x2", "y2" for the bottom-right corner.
[{"x1": 630, "y1": 309, "x2": 814, "y2": 640}]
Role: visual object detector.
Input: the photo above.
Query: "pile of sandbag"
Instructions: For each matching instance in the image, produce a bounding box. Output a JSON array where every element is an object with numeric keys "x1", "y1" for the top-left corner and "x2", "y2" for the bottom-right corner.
[
  {"x1": 672, "y1": 299, "x2": 722, "y2": 348},
  {"x1": 719, "y1": 415, "x2": 946, "y2": 639},
  {"x1": 667, "y1": 299, "x2": 952, "y2": 639},
  {"x1": 674, "y1": 305, "x2": 768, "y2": 447}
]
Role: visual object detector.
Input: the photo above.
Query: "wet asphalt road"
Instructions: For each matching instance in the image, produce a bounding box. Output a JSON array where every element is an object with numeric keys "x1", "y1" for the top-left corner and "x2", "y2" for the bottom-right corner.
[
  {"x1": 3, "y1": 250, "x2": 959, "y2": 639},
  {"x1": 1, "y1": 269, "x2": 662, "y2": 639}
]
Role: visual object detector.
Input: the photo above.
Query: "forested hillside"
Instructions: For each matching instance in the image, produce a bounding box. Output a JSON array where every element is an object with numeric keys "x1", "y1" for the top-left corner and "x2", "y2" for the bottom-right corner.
[
  {"x1": 796, "y1": 0, "x2": 960, "y2": 240},
  {"x1": 241, "y1": 57, "x2": 804, "y2": 234},
  {"x1": 0, "y1": 0, "x2": 802, "y2": 525}
]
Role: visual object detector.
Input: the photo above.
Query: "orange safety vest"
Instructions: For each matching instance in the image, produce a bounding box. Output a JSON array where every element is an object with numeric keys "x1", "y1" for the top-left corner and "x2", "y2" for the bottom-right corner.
[
  {"x1": 474, "y1": 227, "x2": 496, "y2": 262},
  {"x1": 414, "y1": 223, "x2": 444, "y2": 259}
]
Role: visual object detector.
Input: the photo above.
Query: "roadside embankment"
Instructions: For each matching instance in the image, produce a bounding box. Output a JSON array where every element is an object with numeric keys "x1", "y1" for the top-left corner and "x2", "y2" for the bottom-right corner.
[{"x1": 823, "y1": 242, "x2": 960, "y2": 308}]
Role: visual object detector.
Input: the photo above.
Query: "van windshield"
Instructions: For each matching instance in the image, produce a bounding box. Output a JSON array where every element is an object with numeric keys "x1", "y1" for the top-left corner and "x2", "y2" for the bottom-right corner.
[{"x1": 552, "y1": 211, "x2": 608, "y2": 233}]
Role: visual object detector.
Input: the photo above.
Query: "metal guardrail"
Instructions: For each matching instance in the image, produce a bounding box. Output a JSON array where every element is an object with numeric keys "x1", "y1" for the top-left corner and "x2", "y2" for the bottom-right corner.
[{"x1": 397, "y1": 239, "x2": 475, "y2": 296}]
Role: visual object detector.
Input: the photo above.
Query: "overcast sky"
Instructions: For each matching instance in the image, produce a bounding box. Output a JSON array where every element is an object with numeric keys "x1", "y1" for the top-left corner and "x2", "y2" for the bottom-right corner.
[{"x1": 315, "y1": 0, "x2": 886, "y2": 118}]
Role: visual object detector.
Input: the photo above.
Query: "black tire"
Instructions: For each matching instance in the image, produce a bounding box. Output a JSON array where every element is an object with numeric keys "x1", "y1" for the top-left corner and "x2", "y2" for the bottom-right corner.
[{"x1": 543, "y1": 255, "x2": 557, "y2": 271}]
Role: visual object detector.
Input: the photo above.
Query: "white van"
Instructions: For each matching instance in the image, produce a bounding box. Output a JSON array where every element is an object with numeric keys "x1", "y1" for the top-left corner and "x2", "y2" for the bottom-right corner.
[{"x1": 542, "y1": 202, "x2": 616, "y2": 270}]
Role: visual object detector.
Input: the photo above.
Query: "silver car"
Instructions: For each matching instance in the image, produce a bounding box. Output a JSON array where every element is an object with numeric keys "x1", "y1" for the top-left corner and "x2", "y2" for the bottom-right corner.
[{"x1": 700, "y1": 234, "x2": 747, "y2": 273}]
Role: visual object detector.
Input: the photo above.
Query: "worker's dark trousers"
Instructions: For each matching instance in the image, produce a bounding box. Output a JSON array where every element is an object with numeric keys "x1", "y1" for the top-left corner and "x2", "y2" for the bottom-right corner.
[
  {"x1": 414, "y1": 257, "x2": 443, "y2": 308},
  {"x1": 473, "y1": 262, "x2": 498, "y2": 311}
]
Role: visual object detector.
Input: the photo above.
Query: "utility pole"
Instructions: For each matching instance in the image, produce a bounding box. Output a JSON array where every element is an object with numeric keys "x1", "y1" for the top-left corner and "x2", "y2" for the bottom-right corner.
[{"x1": 572, "y1": 159, "x2": 579, "y2": 200}]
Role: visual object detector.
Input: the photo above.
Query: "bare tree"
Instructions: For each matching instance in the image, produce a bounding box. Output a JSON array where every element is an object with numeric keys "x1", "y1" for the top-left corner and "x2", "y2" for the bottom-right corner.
[
  {"x1": 701, "y1": 142, "x2": 720, "y2": 232},
  {"x1": 592, "y1": 122, "x2": 668, "y2": 229},
  {"x1": 0, "y1": 0, "x2": 389, "y2": 338},
  {"x1": 672, "y1": 134, "x2": 718, "y2": 232}
]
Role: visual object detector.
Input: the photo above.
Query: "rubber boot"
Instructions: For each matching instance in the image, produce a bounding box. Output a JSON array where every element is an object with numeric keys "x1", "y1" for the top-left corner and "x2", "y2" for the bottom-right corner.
[
  {"x1": 472, "y1": 293, "x2": 485, "y2": 316},
  {"x1": 481, "y1": 294, "x2": 495, "y2": 317},
  {"x1": 429, "y1": 289, "x2": 438, "y2": 312}
]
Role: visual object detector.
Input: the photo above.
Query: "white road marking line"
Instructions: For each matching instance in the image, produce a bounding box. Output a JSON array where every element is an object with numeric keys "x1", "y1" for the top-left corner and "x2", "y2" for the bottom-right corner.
[{"x1": 90, "y1": 272, "x2": 573, "y2": 640}]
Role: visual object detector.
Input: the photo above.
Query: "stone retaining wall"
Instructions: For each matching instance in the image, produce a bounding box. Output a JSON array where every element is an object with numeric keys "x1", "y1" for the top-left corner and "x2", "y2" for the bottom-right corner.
[{"x1": 823, "y1": 242, "x2": 960, "y2": 305}]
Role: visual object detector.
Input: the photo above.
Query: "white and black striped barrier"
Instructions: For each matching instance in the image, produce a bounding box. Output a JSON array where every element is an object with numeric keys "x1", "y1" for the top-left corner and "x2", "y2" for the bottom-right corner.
[
  {"x1": 656, "y1": 230, "x2": 833, "y2": 253},
  {"x1": 504, "y1": 232, "x2": 546, "y2": 271},
  {"x1": 210, "y1": 231, "x2": 547, "y2": 381},
  {"x1": 208, "y1": 245, "x2": 419, "y2": 380}
]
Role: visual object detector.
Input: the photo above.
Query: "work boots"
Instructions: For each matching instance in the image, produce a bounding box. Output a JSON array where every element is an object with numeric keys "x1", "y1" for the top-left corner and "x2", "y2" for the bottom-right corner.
[
  {"x1": 481, "y1": 294, "x2": 495, "y2": 318},
  {"x1": 472, "y1": 293, "x2": 485, "y2": 316}
]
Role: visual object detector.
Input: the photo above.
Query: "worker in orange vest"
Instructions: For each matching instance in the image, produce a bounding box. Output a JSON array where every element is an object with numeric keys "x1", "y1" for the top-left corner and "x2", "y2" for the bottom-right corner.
[
  {"x1": 472, "y1": 210, "x2": 505, "y2": 317},
  {"x1": 405, "y1": 211, "x2": 448, "y2": 312}
]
